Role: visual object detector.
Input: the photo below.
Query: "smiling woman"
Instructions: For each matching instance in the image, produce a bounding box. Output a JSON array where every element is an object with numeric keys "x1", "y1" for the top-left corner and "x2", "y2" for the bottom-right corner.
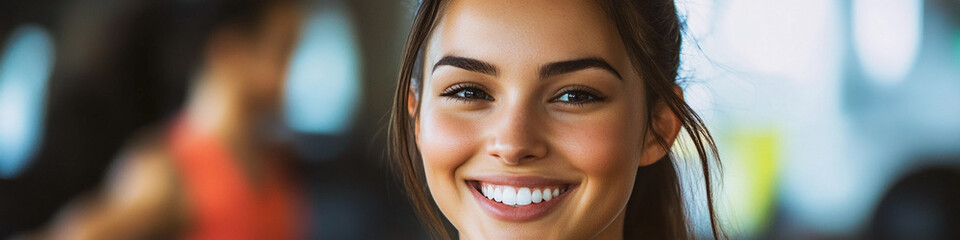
[{"x1": 389, "y1": 0, "x2": 724, "y2": 239}]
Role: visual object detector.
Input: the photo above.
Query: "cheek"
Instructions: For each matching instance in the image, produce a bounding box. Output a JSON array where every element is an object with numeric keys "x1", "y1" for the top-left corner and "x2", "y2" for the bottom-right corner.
[
  {"x1": 551, "y1": 103, "x2": 644, "y2": 222},
  {"x1": 249, "y1": 55, "x2": 286, "y2": 103},
  {"x1": 556, "y1": 108, "x2": 642, "y2": 177},
  {"x1": 417, "y1": 107, "x2": 480, "y2": 190},
  {"x1": 258, "y1": 60, "x2": 284, "y2": 89}
]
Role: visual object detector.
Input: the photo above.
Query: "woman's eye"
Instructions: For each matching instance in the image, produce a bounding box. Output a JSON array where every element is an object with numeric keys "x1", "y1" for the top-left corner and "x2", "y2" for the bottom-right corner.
[
  {"x1": 552, "y1": 90, "x2": 602, "y2": 104},
  {"x1": 441, "y1": 87, "x2": 494, "y2": 101}
]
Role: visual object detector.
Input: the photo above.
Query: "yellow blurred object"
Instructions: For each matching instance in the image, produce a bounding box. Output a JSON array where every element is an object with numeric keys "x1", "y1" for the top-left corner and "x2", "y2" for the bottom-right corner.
[{"x1": 722, "y1": 126, "x2": 780, "y2": 236}]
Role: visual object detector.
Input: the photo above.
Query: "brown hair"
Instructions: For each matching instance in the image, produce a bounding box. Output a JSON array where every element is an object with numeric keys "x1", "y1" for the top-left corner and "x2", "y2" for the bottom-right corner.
[{"x1": 388, "y1": 0, "x2": 724, "y2": 239}]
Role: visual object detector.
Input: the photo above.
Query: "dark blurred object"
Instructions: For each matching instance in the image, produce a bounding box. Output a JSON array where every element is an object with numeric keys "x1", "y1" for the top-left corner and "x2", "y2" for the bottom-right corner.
[
  {"x1": 0, "y1": 0, "x2": 182, "y2": 237},
  {"x1": 867, "y1": 165, "x2": 960, "y2": 240}
]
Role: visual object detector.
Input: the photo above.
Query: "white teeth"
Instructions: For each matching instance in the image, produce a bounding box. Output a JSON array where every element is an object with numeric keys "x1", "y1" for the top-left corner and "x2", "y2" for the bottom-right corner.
[
  {"x1": 532, "y1": 189, "x2": 543, "y2": 203},
  {"x1": 516, "y1": 188, "x2": 532, "y2": 206},
  {"x1": 502, "y1": 186, "x2": 517, "y2": 205},
  {"x1": 483, "y1": 186, "x2": 493, "y2": 200},
  {"x1": 478, "y1": 183, "x2": 567, "y2": 206}
]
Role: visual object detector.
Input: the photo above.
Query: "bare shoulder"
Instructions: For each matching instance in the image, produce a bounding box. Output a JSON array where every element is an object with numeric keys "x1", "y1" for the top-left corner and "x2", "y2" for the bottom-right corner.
[
  {"x1": 40, "y1": 127, "x2": 186, "y2": 240},
  {"x1": 104, "y1": 128, "x2": 179, "y2": 208},
  {"x1": 109, "y1": 128, "x2": 178, "y2": 191}
]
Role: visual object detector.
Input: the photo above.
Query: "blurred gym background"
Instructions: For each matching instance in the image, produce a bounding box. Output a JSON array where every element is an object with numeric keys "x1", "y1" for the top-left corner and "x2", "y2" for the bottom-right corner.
[{"x1": 0, "y1": 0, "x2": 957, "y2": 239}]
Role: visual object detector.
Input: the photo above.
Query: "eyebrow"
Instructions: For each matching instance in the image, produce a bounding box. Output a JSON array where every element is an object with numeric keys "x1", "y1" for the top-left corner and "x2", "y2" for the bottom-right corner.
[
  {"x1": 540, "y1": 58, "x2": 622, "y2": 80},
  {"x1": 433, "y1": 56, "x2": 499, "y2": 76},
  {"x1": 432, "y1": 55, "x2": 622, "y2": 80}
]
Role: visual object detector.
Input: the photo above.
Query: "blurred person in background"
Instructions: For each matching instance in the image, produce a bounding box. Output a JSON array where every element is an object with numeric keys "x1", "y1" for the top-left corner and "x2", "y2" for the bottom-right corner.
[{"x1": 19, "y1": 0, "x2": 306, "y2": 239}]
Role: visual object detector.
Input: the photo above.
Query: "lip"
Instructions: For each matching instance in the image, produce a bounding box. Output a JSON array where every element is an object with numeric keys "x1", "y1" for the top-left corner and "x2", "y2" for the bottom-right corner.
[{"x1": 466, "y1": 175, "x2": 578, "y2": 222}]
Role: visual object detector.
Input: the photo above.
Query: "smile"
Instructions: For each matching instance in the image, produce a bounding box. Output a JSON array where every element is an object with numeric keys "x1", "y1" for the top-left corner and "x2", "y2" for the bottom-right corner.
[
  {"x1": 466, "y1": 177, "x2": 577, "y2": 221},
  {"x1": 478, "y1": 182, "x2": 567, "y2": 206}
]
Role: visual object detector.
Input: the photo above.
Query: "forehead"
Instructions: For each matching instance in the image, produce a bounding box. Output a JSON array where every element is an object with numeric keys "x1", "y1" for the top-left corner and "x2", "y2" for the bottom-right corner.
[
  {"x1": 426, "y1": 0, "x2": 627, "y2": 69},
  {"x1": 252, "y1": 3, "x2": 302, "y2": 43},
  {"x1": 266, "y1": 5, "x2": 302, "y2": 32}
]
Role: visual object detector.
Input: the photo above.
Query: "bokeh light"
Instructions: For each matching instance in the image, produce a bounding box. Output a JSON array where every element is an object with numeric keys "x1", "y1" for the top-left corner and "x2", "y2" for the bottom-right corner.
[
  {"x1": 0, "y1": 25, "x2": 54, "y2": 178},
  {"x1": 284, "y1": 2, "x2": 362, "y2": 135},
  {"x1": 852, "y1": 0, "x2": 923, "y2": 86}
]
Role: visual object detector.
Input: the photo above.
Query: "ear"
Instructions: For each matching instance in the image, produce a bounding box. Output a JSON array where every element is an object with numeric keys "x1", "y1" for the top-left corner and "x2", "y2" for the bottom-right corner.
[
  {"x1": 407, "y1": 87, "x2": 420, "y2": 137},
  {"x1": 639, "y1": 86, "x2": 684, "y2": 167}
]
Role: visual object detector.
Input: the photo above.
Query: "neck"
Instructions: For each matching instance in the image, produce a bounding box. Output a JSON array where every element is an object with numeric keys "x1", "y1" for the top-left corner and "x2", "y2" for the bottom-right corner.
[{"x1": 184, "y1": 69, "x2": 258, "y2": 152}]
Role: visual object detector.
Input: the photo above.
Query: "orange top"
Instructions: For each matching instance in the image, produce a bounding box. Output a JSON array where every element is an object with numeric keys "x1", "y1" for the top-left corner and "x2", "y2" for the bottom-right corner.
[{"x1": 168, "y1": 118, "x2": 302, "y2": 240}]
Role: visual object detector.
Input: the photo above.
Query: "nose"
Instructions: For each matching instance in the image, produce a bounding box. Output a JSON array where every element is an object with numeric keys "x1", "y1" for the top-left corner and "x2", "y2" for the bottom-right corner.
[{"x1": 485, "y1": 104, "x2": 548, "y2": 165}]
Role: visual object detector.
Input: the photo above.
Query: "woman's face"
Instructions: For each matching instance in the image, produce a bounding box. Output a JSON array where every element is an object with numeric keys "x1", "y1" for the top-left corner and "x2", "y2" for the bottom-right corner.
[
  {"x1": 413, "y1": 0, "x2": 664, "y2": 239},
  {"x1": 226, "y1": 3, "x2": 302, "y2": 112}
]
